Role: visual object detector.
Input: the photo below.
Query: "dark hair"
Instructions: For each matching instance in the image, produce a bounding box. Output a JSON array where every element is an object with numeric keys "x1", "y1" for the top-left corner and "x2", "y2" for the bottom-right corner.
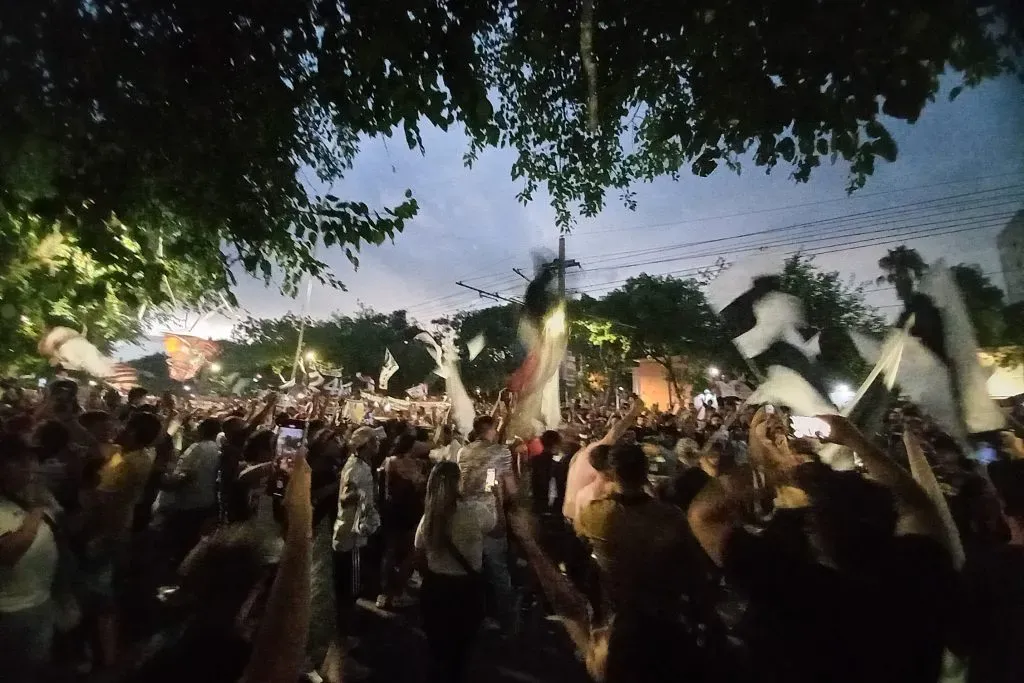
[
  {"x1": 222, "y1": 417, "x2": 248, "y2": 446},
  {"x1": 472, "y1": 415, "x2": 495, "y2": 436},
  {"x1": 243, "y1": 430, "x2": 275, "y2": 464},
  {"x1": 391, "y1": 432, "x2": 417, "y2": 457},
  {"x1": 125, "y1": 412, "x2": 163, "y2": 447},
  {"x1": 589, "y1": 444, "x2": 612, "y2": 473},
  {"x1": 196, "y1": 417, "x2": 222, "y2": 442},
  {"x1": 540, "y1": 430, "x2": 562, "y2": 450},
  {"x1": 33, "y1": 419, "x2": 71, "y2": 455},
  {"x1": 797, "y1": 463, "x2": 897, "y2": 572},
  {"x1": 79, "y1": 410, "x2": 111, "y2": 432},
  {"x1": 609, "y1": 444, "x2": 648, "y2": 489},
  {"x1": 50, "y1": 378, "x2": 78, "y2": 394},
  {"x1": 127, "y1": 387, "x2": 148, "y2": 403},
  {"x1": 667, "y1": 467, "x2": 712, "y2": 512}
]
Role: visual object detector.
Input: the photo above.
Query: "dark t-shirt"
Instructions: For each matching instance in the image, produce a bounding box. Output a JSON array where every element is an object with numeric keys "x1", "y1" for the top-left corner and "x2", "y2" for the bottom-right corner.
[
  {"x1": 723, "y1": 528, "x2": 956, "y2": 683},
  {"x1": 960, "y1": 544, "x2": 1024, "y2": 683}
]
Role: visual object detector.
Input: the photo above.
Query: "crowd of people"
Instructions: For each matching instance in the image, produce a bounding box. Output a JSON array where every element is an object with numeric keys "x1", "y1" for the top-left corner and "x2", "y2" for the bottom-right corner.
[{"x1": 1, "y1": 376, "x2": 1022, "y2": 683}]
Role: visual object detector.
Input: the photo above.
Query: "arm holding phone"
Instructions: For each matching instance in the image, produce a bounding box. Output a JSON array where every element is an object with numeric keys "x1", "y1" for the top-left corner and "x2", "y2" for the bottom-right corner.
[{"x1": 239, "y1": 447, "x2": 312, "y2": 683}]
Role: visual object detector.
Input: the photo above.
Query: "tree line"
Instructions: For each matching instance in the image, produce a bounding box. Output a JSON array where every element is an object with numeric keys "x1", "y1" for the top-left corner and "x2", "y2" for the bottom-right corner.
[{"x1": 123, "y1": 250, "x2": 979, "y2": 399}]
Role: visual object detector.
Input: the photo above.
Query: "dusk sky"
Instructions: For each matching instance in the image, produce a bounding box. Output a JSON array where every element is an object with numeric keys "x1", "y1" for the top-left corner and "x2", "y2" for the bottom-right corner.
[{"x1": 126, "y1": 73, "x2": 1024, "y2": 356}]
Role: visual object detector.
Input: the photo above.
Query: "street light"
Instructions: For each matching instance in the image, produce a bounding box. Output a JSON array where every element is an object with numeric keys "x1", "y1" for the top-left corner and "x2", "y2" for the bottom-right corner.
[
  {"x1": 708, "y1": 366, "x2": 720, "y2": 378},
  {"x1": 305, "y1": 350, "x2": 317, "y2": 361},
  {"x1": 183, "y1": 384, "x2": 192, "y2": 392},
  {"x1": 88, "y1": 380, "x2": 98, "y2": 387},
  {"x1": 209, "y1": 362, "x2": 222, "y2": 373}
]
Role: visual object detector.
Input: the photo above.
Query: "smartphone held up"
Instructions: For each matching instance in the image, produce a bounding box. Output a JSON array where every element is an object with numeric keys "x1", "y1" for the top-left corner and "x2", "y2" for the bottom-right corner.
[
  {"x1": 271, "y1": 418, "x2": 307, "y2": 499},
  {"x1": 790, "y1": 415, "x2": 832, "y2": 440}
]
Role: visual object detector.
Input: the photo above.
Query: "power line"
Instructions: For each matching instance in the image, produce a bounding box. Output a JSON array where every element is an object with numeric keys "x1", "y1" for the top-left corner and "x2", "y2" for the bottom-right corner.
[
  {"x1": 403, "y1": 180, "x2": 1023, "y2": 315},
  {"x1": 574, "y1": 185, "x2": 1024, "y2": 268},
  {"x1": 570, "y1": 218, "x2": 1009, "y2": 295},
  {"x1": 571, "y1": 169, "x2": 1024, "y2": 236},
  {"x1": 577, "y1": 208, "x2": 1018, "y2": 275}
]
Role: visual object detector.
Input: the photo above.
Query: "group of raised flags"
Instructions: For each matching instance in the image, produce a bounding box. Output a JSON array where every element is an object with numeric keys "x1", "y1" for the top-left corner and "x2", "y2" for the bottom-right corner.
[{"x1": 708, "y1": 254, "x2": 1006, "y2": 449}]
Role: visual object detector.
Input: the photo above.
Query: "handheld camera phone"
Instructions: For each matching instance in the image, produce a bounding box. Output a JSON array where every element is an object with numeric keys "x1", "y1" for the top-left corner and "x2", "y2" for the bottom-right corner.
[
  {"x1": 790, "y1": 415, "x2": 832, "y2": 440},
  {"x1": 270, "y1": 418, "x2": 307, "y2": 499}
]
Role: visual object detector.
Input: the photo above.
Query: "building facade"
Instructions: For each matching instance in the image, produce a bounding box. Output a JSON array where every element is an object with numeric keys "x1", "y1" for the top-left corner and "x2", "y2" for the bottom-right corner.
[{"x1": 997, "y1": 210, "x2": 1024, "y2": 304}]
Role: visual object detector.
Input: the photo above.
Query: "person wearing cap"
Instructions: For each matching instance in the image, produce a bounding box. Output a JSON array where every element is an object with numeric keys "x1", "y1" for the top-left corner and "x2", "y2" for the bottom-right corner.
[{"x1": 331, "y1": 426, "x2": 380, "y2": 679}]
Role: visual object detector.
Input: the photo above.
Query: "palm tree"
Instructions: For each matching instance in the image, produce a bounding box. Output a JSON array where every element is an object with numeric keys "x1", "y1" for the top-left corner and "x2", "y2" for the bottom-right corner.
[{"x1": 876, "y1": 246, "x2": 927, "y2": 303}]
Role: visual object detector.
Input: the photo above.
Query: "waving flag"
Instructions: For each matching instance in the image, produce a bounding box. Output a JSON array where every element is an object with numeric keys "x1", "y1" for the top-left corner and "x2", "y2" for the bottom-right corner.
[
  {"x1": 379, "y1": 348, "x2": 400, "y2": 391},
  {"x1": 708, "y1": 259, "x2": 833, "y2": 415},
  {"x1": 163, "y1": 333, "x2": 220, "y2": 381},
  {"x1": 39, "y1": 327, "x2": 139, "y2": 391}
]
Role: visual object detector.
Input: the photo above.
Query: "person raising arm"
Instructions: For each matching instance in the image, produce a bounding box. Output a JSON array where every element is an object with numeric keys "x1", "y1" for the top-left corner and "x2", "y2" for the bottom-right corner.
[{"x1": 238, "y1": 446, "x2": 312, "y2": 683}]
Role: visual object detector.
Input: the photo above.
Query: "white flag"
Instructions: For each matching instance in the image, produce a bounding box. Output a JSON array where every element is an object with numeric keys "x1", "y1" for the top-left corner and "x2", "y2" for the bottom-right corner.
[
  {"x1": 405, "y1": 383, "x2": 428, "y2": 400},
  {"x1": 379, "y1": 348, "x2": 400, "y2": 391},
  {"x1": 466, "y1": 333, "x2": 487, "y2": 361}
]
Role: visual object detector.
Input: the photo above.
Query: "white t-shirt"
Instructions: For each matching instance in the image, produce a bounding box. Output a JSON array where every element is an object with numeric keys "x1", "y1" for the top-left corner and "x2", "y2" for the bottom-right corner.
[
  {"x1": 0, "y1": 498, "x2": 59, "y2": 612},
  {"x1": 414, "y1": 500, "x2": 495, "y2": 575},
  {"x1": 153, "y1": 440, "x2": 221, "y2": 513},
  {"x1": 333, "y1": 457, "x2": 379, "y2": 552}
]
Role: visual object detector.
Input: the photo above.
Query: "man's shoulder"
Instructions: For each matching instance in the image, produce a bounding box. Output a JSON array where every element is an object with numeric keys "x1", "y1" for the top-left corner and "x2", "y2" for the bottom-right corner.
[{"x1": 579, "y1": 496, "x2": 616, "y2": 526}]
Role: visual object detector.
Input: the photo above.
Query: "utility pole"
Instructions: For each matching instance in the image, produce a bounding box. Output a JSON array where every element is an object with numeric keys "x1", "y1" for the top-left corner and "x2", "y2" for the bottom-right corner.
[
  {"x1": 555, "y1": 236, "x2": 580, "y2": 413},
  {"x1": 555, "y1": 236, "x2": 580, "y2": 297}
]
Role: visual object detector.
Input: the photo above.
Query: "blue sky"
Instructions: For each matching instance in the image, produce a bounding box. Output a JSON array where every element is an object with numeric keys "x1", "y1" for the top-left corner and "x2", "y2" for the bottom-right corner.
[{"x1": 125, "y1": 73, "x2": 1024, "y2": 356}]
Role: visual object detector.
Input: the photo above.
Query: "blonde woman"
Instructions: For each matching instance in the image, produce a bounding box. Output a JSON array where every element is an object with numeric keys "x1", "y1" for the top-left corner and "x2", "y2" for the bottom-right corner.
[{"x1": 414, "y1": 461, "x2": 494, "y2": 683}]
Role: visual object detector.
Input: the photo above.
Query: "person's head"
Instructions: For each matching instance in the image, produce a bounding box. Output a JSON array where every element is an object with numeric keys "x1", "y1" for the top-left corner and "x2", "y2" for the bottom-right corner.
[
  {"x1": 0, "y1": 434, "x2": 33, "y2": 496},
  {"x1": 588, "y1": 444, "x2": 612, "y2": 475},
  {"x1": 195, "y1": 417, "x2": 222, "y2": 443},
  {"x1": 116, "y1": 411, "x2": 163, "y2": 451},
  {"x1": 665, "y1": 467, "x2": 712, "y2": 512},
  {"x1": 242, "y1": 429, "x2": 275, "y2": 464},
  {"x1": 32, "y1": 419, "x2": 71, "y2": 458},
  {"x1": 539, "y1": 429, "x2": 562, "y2": 454},
  {"x1": 48, "y1": 378, "x2": 80, "y2": 417},
  {"x1": 472, "y1": 415, "x2": 497, "y2": 443},
  {"x1": 422, "y1": 461, "x2": 462, "y2": 548},
  {"x1": 796, "y1": 463, "x2": 898, "y2": 572},
  {"x1": 221, "y1": 416, "x2": 249, "y2": 447},
  {"x1": 79, "y1": 410, "x2": 114, "y2": 443},
  {"x1": 608, "y1": 443, "x2": 648, "y2": 492},
  {"x1": 621, "y1": 429, "x2": 637, "y2": 446},
  {"x1": 391, "y1": 432, "x2": 417, "y2": 458},
  {"x1": 127, "y1": 386, "x2": 148, "y2": 407},
  {"x1": 102, "y1": 388, "x2": 122, "y2": 412},
  {"x1": 349, "y1": 426, "x2": 379, "y2": 460}
]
